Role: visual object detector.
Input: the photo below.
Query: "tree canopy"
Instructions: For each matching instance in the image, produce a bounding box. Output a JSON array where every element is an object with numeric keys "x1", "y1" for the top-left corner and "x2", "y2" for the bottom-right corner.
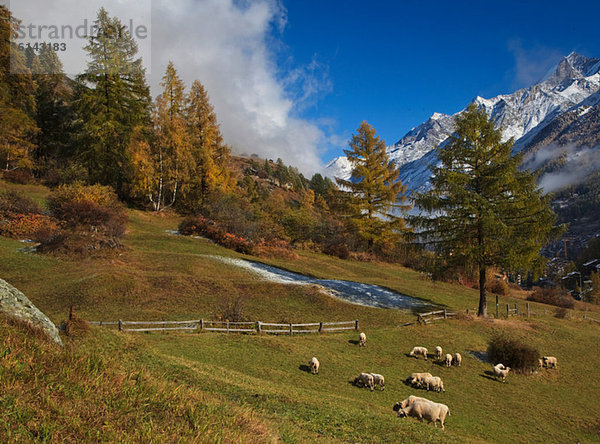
[{"x1": 409, "y1": 104, "x2": 562, "y2": 316}]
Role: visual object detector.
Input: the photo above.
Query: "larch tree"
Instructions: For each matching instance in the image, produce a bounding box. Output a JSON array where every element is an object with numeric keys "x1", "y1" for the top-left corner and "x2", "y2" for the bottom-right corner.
[
  {"x1": 185, "y1": 79, "x2": 232, "y2": 208},
  {"x1": 76, "y1": 7, "x2": 151, "y2": 193},
  {"x1": 336, "y1": 121, "x2": 410, "y2": 251},
  {"x1": 137, "y1": 62, "x2": 192, "y2": 212},
  {"x1": 0, "y1": 6, "x2": 38, "y2": 171},
  {"x1": 409, "y1": 104, "x2": 562, "y2": 317}
]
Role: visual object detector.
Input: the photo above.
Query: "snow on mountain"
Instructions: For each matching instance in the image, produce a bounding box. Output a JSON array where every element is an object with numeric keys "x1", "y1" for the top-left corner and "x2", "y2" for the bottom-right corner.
[{"x1": 325, "y1": 52, "x2": 600, "y2": 195}]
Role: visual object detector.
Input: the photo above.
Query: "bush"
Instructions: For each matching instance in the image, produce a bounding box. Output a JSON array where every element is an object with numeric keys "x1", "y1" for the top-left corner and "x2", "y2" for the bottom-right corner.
[
  {"x1": 217, "y1": 295, "x2": 248, "y2": 322},
  {"x1": 487, "y1": 333, "x2": 540, "y2": 373},
  {"x1": 0, "y1": 190, "x2": 40, "y2": 216},
  {"x1": 0, "y1": 213, "x2": 59, "y2": 239},
  {"x1": 255, "y1": 239, "x2": 298, "y2": 260},
  {"x1": 179, "y1": 215, "x2": 255, "y2": 255},
  {"x1": 2, "y1": 169, "x2": 33, "y2": 184},
  {"x1": 554, "y1": 307, "x2": 568, "y2": 319},
  {"x1": 323, "y1": 241, "x2": 349, "y2": 260},
  {"x1": 487, "y1": 278, "x2": 509, "y2": 296},
  {"x1": 527, "y1": 287, "x2": 575, "y2": 309},
  {"x1": 48, "y1": 183, "x2": 120, "y2": 213}
]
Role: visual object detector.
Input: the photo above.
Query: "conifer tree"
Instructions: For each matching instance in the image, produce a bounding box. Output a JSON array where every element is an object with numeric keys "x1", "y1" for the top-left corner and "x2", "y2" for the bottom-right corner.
[
  {"x1": 76, "y1": 7, "x2": 151, "y2": 193},
  {"x1": 336, "y1": 121, "x2": 410, "y2": 251},
  {"x1": 0, "y1": 6, "x2": 38, "y2": 171},
  {"x1": 185, "y1": 79, "x2": 232, "y2": 206},
  {"x1": 34, "y1": 45, "x2": 73, "y2": 162},
  {"x1": 410, "y1": 104, "x2": 562, "y2": 316}
]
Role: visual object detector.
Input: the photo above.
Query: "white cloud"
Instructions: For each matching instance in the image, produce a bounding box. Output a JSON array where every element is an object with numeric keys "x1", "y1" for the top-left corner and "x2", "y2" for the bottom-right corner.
[
  {"x1": 507, "y1": 40, "x2": 564, "y2": 88},
  {"x1": 150, "y1": 0, "x2": 327, "y2": 174}
]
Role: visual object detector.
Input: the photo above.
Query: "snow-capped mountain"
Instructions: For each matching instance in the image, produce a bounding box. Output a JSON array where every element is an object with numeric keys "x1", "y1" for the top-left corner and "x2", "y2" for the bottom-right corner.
[{"x1": 325, "y1": 52, "x2": 600, "y2": 194}]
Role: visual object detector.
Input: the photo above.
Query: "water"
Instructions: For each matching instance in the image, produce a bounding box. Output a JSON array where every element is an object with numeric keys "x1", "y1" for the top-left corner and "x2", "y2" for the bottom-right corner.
[{"x1": 210, "y1": 256, "x2": 430, "y2": 310}]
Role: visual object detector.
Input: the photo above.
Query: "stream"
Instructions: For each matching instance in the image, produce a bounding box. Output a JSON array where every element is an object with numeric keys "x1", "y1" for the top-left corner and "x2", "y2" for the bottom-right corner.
[{"x1": 210, "y1": 255, "x2": 431, "y2": 310}]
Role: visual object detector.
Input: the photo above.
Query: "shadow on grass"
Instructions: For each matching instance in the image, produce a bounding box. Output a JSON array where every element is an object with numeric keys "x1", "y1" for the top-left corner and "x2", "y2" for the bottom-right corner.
[
  {"x1": 481, "y1": 370, "x2": 498, "y2": 382},
  {"x1": 348, "y1": 339, "x2": 360, "y2": 345},
  {"x1": 298, "y1": 364, "x2": 313, "y2": 374}
]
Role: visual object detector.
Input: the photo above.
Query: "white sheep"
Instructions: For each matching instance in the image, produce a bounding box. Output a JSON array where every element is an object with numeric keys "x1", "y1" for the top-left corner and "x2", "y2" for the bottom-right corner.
[
  {"x1": 543, "y1": 356, "x2": 558, "y2": 369},
  {"x1": 407, "y1": 372, "x2": 433, "y2": 388},
  {"x1": 359, "y1": 332, "x2": 367, "y2": 347},
  {"x1": 538, "y1": 358, "x2": 544, "y2": 369},
  {"x1": 493, "y1": 363, "x2": 510, "y2": 382},
  {"x1": 409, "y1": 346, "x2": 429, "y2": 360},
  {"x1": 393, "y1": 395, "x2": 431, "y2": 412},
  {"x1": 423, "y1": 375, "x2": 445, "y2": 392},
  {"x1": 309, "y1": 357, "x2": 319, "y2": 375},
  {"x1": 396, "y1": 400, "x2": 451, "y2": 430},
  {"x1": 444, "y1": 353, "x2": 453, "y2": 367},
  {"x1": 435, "y1": 346, "x2": 443, "y2": 360},
  {"x1": 369, "y1": 373, "x2": 385, "y2": 390},
  {"x1": 453, "y1": 353, "x2": 462, "y2": 366},
  {"x1": 353, "y1": 372, "x2": 375, "y2": 391}
]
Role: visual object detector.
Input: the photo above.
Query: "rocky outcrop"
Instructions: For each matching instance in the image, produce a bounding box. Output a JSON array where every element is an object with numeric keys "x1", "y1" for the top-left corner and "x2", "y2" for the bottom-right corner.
[{"x1": 0, "y1": 278, "x2": 63, "y2": 346}]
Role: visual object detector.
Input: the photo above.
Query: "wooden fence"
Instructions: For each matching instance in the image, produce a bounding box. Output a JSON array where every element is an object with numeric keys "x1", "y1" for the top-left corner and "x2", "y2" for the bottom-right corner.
[
  {"x1": 88, "y1": 319, "x2": 360, "y2": 335},
  {"x1": 417, "y1": 310, "x2": 456, "y2": 325}
]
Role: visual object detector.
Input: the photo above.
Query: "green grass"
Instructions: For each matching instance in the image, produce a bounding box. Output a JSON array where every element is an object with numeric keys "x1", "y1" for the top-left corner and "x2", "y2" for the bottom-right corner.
[{"x1": 2, "y1": 181, "x2": 600, "y2": 443}]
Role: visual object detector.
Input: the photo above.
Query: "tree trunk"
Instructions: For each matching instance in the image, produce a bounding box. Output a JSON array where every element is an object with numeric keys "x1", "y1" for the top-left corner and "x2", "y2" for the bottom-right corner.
[{"x1": 478, "y1": 265, "x2": 487, "y2": 317}]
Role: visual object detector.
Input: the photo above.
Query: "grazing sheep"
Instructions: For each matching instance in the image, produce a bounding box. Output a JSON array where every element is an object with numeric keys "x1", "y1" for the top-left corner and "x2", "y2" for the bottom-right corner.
[
  {"x1": 435, "y1": 346, "x2": 443, "y2": 360},
  {"x1": 409, "y1": 346, "x2": 429, "y2": 360},
  {"x1": 407, "y1": 372, "x2": 433, "y2": 388},
  {"x1": 359, "y1": 332, "x2": 367, "y2": 347},
  {"x1": 309, "y1": 357, "x2": 319, "y2": 375},
  {"x1": 445, "y1": 353, "x2": 453, "y2": 367},
  {"x1": 369, "y1": 373, "x2": 385, "y2": 390},
  {"x1": 423, "y1": 375, "x2": 445, "y2": 392},
  {"x1": 396, "y1": 400, "x2": 451, "y2": 430},
  {"x1": 493, "y1": 363, "x2": 510, "y2": 382},
  {"x1": 354, "y1": 372, "x2": 375, "y2": 391},
  {"x1": 538, "y1": 358, "x2": 544, "y2": 369},
  {"x1": 543, "y1": 356, "x2": 558, "y2": 369},
  {"x1": 453, "y1": 353, "x2": 462, "y2": 366},
  {"x1": 393, "y1": 395, "x2": 431, "y2": 411}
]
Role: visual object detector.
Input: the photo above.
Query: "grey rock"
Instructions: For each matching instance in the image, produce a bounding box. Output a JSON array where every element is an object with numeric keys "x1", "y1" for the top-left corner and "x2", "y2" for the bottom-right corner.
[{"x1": 0, "y1": 278, "x2": 63, "y2": 346}]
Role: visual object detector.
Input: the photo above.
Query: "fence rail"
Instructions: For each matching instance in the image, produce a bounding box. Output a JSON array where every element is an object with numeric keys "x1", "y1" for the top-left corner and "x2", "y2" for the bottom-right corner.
[
  {"x1": 417, "y1": 310, "x2": 455, "y2": 325},
  {"x1": 87, "y1": 318, "x2": 360, "y2": 335}
]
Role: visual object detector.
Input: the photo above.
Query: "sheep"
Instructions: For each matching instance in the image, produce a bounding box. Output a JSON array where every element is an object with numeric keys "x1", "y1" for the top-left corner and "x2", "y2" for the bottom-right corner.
[
  {"x1": 369, "y1": 373, "x2": 385, "y2": 390},
  {"x1": 493, "y1": 363, "x2": 510, "y2": 382},
  {"x1": 409, "y1": 346, "x2": 429, "y2": 360},
  {"x1": 396, "y1": 400, "x2": 451, "y2": 430},
  {"x1": 435, "y1": 346, "x2": 443, "y2": 360},
  {"x1": 359, "y1": 332, "x2": 367, "y2": 347},
  {"x1": 423, "y1": 375, "x2": 445, "y2": 392},
  {"x1": 393, "y1": 395, "x2": 431, "y2": 411},
  {"x1": 543, "y1": 356, "x2": 558, "y2": 369},
  {"x1": 354, "y1": 372, "x2": 375, "y2": 391},
  {"x1": 444, "y1": 353, "x2": 453, "y2": 367},
  {"x1": 453, "y1": 353, "x2": 462, "y2": 366},
  {"x1": 407, "y1": 372, "x2": 433, "y2": 388},
  {"x1": 309, "y1": 357, "x2": 319, "y2": 375},
  {"x1": 538, "y1": 358, "x2": 544, "y2": 369}
]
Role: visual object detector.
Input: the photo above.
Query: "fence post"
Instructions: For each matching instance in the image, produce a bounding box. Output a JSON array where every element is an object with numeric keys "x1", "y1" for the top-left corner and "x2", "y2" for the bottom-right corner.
[
  {"x1": 514, "y1": 303, "x2": 518, "y2": 315},
  {"x1": 118, "y1": 319, "x2": 122, "y2": 331},
  {"x1": 496, "y1": 295, "x2": 499, "y2": 318},
  {"x1": 526, "y1": 303, "x2": 530, "y2": 318},
  {"x1": 319, "y1": 322, "x2": 323, "y2": 333},
  {"x1": 226, "y1": 321, "x2": 230, "y2": 333},
  {"x1": 355, "y1": 320, "x2": 359, "y2": 331},
  {"x1": 506, "y1": 304, "x2": 509, "y2": 318},
  {"x1": 256, "y1": 321, "x2": 261, "y2": 334},
  {"x1": 69, "y1": 305, "x2": 74, "y2": 321},
  {"x1": 466, "y1": 308, "x2": 469, "y2": 315},
  {"x1": 163, "y1": 319, "x2": 166, "y2": 334},
  {"x1": 443, "y1": 309, "x2": 447, "y2": 319},
  {"x1": 200, "y1": 319, "x2": 204, "y2": 330},
  {"x1": 289, "y1": 323, "x2": 293, "y2": 336}
]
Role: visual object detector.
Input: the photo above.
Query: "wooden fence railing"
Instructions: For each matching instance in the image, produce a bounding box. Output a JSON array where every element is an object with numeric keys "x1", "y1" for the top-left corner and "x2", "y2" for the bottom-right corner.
[
  {"x1": 417, "y1": 310, "x2": 455, "y2": 325},
  {"x1": 88, "y1": 319, "x2": 360, "y2": 335}
]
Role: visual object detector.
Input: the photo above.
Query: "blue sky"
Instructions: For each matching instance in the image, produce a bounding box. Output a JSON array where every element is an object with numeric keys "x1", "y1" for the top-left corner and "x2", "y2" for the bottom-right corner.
[{"x1": 274, "y1": 0, "x2": 600, "y2": 163}]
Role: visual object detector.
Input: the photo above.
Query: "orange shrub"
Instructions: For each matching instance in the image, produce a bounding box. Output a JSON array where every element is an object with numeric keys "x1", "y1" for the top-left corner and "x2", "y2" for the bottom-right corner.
[{"x1": 0, "y1": 213, "x2": 59, "y2": 239}]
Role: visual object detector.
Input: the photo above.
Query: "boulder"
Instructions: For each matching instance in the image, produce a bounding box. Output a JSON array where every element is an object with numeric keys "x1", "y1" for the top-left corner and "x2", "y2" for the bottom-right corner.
[{"x1": 0, "y1": 278, "x2": 63, "y2": 346}]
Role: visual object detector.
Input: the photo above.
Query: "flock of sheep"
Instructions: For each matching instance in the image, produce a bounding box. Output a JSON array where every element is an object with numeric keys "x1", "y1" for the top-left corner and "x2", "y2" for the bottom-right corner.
[{"x1": 306, "y1": 333, "x2": 558, "y2": 431}]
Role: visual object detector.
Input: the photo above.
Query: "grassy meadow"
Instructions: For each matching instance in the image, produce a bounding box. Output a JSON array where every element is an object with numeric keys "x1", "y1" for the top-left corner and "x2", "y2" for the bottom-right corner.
[{"x1": 1, "y1": 180, "x2": 600, "y2": 443}]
